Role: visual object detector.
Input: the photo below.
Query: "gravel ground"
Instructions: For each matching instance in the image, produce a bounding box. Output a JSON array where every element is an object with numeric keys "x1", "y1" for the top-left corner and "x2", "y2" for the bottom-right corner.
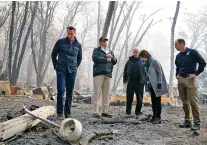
[{"x1": 0, "y1": 96, "x2": 207, "y2": 145}]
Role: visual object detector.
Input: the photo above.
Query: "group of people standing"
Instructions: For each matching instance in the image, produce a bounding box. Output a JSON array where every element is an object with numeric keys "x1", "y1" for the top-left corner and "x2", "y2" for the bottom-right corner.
[
  {"x1": 124, "y1": 48, "x2": 168, "y2": 124},
  {"x1": 52, "y1": 26, "x2": 206, "y2": 131}
]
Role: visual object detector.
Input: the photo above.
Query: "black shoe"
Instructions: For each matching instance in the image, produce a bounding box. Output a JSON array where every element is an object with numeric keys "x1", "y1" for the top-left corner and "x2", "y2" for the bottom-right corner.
[
  {"x1": 191, "y1": 123, "x2": 200, "y2": 131},
  {"x1": 92, "y1": 113, "x2": 101, "y2": 118},
  {"x1": 65, "y1": 114, "x2": 71, "y2": 119},
  {"x1": 179, "y1": 120, "x2": 192, "y2": 128},
  {"x1": 126, "y1": 110, "x2": 131, "y2": 115},
  {"x1": 150, "y1": 116, "x2": 156, "y2": 122},
  {"x1": 153, "y1": 117, "x2": 161, "y2": 124},
  {"x1": 101, "y1": 113, "x2": 113, "y2": 118},
  {"x1": 57, "y1": 114, "x2": 64, "y2": 119},
  {"x1": 135, "y1": 112, "x2": 143, "y2": 116}
]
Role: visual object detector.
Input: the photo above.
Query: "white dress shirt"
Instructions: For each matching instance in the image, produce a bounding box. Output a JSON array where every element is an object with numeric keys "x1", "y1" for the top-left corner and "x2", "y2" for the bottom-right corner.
[{"x1": 101, "y1": 46, "x2": 110, "y2": 54}]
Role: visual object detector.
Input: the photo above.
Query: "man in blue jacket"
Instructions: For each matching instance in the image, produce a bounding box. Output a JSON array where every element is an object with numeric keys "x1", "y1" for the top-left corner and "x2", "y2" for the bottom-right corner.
[
  {"x1": 52, "y1": 26, "x2": 82, "y2": 119},
  {"x1": 175, "y1": 38, "x2": 206, "y2": 131},
  {"x1": 92, "y1": 37, "x2": 117, "y2": 118}
]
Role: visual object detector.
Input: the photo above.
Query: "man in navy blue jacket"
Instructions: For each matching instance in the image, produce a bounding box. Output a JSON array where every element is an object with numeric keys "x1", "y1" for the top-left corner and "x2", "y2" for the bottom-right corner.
[
  {"x1": 175, "y1": 38, "x2": 206, "y2": 131},
  {"x1": 52, "y1": 26, "x2": 82, "y2": 119}
]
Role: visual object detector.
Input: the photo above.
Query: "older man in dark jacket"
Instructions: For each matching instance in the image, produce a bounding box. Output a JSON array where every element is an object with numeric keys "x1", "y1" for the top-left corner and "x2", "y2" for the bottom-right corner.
[
  {"x1": 92, "y1": 37, "x2": 117, "y2": 118},
  {"x1": 52, "y1": 26, "x2": 82, "y2": 119},
  {"x1": 123, "y1": 48, "x2": 146, "y2": 116}
]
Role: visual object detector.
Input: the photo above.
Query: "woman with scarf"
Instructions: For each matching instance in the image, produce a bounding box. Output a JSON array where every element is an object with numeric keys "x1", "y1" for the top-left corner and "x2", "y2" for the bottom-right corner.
[{"x1": 139, "y1": 50, "x2": 168, "y2": 124}]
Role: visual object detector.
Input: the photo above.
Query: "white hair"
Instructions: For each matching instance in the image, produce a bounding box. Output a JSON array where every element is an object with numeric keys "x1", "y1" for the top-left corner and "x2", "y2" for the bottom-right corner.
[{"x1": 134, "y1": 47, "x2": 139, "y2": 51}]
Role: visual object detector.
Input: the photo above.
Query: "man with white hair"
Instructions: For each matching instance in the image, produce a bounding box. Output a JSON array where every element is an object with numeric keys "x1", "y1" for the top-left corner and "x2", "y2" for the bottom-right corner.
[{"x1": 123, "y1": 47, "x2": 146, "y2": 116}]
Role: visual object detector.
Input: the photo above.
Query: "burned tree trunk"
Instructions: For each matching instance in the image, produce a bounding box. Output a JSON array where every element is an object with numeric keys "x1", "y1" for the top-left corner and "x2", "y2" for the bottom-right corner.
[
  {"x1": 8, "y1": 1, "x2": 16, "y2": 85},
  {"x1": 8, "y1": 2, "x2": 38, "y2": 86},
  {"x1": 101, "y1": 1, "x2": 116, "y2": 38},
  {"x1": 97, "y1": 1, "x2": 101, "y2": 46},
  {"x1": 31, "y1": 2, "x2": 58, "y2": 87},
  {"x1": 169, "y1": 1, "x2": 180, "y2": 98}
]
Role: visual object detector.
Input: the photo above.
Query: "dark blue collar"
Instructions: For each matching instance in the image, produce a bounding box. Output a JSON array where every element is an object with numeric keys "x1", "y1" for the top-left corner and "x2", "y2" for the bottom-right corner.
[{"x1": 66, "y1": 37, "x2": 78, "y2": 44}]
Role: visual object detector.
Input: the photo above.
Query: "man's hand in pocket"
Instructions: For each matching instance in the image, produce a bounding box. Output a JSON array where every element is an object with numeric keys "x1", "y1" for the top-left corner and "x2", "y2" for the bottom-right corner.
[{"x1": 187, "y1": 74, "x2": 196, "y2": 79}]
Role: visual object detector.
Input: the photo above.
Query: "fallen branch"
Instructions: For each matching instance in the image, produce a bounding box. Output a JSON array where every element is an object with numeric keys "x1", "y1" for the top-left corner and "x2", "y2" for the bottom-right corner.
[
  {"x1": 107, "y1": 125, "x2": 138, "y2": 145},
  {"x1": 97, "y1": 135, "x2": 113, "y2": 141},
  {"x1": 90, "y1": 119, "x2": 142, "y2": 125},
  {"x1": 138, "y1": 114, "x2": 152, "y2": 122}
]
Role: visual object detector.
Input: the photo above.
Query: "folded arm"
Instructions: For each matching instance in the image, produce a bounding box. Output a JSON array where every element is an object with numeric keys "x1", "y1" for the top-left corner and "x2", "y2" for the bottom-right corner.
[{"x1": 92, "y1": 49, "x2": 108, "y2": 63}]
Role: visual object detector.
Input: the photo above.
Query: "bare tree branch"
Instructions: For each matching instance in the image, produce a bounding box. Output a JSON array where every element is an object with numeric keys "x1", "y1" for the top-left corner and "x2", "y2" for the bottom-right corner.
[
  {"x1": 111, "y1": 1, "x2": 136, "y2": 52},
  {"x1": 0, "y1": 3, "x2": 11, "y2": 29},
  {"x1": 108, "y1": 2, "x2": 126, "y2": 48},
  {"x1": 112, "y1": 32, "x2": 132, "y2": 92}
]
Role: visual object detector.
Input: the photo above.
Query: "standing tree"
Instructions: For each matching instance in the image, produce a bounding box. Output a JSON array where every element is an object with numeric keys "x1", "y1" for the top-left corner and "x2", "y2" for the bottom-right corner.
[
  {"x1": 58, "y1": 2, "x2": 85, "y2": 38},
  {"x1": 110, "y1": 4, "x2": 162, "y2": 92},
  {"x1": 97, "y1": 1, "x2": 101, "y2": 46},
  {"x1": 31, "y1": 1, "x2": 58, "y2": 87},
  {"x1": 186, "y1": 9, "x2": 207, "y2": 87},
  {"x1": 8, "y1": 1, "x2": 16, "y2": 84},
  {"x1": 101, "y1": 1, "x2": 116, "y2": 38},
  {"x1": 8, "y1": 1, "x2": 38, "y2": 86},
  {"x1": 169, "y1": 1, "x2": 180, "y2": 98}
]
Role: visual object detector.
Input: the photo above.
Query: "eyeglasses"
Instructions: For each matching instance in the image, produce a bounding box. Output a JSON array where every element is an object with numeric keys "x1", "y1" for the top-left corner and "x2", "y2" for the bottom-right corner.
[{"x1": 134, "y1": 52, "x2": 138, "y2": 54}]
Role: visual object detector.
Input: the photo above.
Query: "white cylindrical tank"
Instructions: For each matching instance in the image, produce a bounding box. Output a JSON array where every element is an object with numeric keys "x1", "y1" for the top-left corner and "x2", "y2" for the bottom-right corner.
[{"x1": 59, "y1": 118, "x2": 82, "y2": 141}]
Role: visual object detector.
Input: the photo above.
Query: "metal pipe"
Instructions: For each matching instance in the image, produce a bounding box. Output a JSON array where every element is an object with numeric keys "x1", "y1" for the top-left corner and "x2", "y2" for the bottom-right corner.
[{"x1": 23, "y1": 105, "x2": 60, "y2": 128}]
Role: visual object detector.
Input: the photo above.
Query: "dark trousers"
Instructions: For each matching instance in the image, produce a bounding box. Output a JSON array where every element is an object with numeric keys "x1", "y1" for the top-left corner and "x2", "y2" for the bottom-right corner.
[
  {"x1": 139, "y1": 83, "x2": 144, "y2": 109},
  {"x1": 56, "y1": 71, "x2": 76, "y2": 115},
  {"x1": 126, "y1": 82, "x2": 144, "y2": 114},
  {"x1": 150, "y1": 86, "x2": 162, "y2": 119}
]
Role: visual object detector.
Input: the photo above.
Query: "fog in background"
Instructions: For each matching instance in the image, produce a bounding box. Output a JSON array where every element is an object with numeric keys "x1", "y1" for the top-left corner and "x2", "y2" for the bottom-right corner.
[{"x1": 0, "y1": 0, "x2": 207, "y2": 93}]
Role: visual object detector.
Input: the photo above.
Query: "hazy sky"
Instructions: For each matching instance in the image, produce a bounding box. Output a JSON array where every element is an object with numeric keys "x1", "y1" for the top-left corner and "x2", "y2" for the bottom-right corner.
[{"x1": 55, "y1": 0, "x2": 207, "y2": 84}]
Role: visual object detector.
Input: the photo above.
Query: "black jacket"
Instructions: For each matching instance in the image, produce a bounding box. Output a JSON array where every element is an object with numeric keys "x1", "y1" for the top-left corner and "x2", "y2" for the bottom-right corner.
[
  {"x1": 92, "y1": 46, "x2": 117, "y2": 78},
  {"x1": 123, "y1": 56, "x2": 146, "y2": 83},
  {"x1": 175, "y1": 48, "x2": 206, "y2": 77},
  {"x1": 51, "y1": 37, "x2": 82, "y2": 73}
]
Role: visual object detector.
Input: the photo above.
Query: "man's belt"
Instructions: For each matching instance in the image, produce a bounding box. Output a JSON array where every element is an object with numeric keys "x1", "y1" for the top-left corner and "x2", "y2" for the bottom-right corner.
[{"x1": 179, "y1": 74, "x2": 189, "y2": 78}]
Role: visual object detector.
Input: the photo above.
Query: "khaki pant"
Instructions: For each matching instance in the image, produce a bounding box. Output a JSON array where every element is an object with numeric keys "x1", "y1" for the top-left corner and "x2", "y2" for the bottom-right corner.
[
  {"x1": 93, "y1": 75, "x2": 110, "y2": 114},
  {"x1": 177, "y1": 76, "x2": 200, "y2": 123}
]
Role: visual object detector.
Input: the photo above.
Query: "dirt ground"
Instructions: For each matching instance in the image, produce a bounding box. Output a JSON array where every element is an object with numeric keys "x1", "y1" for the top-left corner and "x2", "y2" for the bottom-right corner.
[{"x1": 0, "y1": 96, "x2": 207, "y2": 145}]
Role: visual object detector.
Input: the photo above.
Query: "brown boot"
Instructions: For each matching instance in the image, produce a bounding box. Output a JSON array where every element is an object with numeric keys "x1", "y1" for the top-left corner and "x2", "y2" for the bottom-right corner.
[
  {"x1": 101, "y1": 113, "x2": 112, "y2": 118},
  {"x1": 92, "y1": 113, "x2": 101, "y2": 118}
]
